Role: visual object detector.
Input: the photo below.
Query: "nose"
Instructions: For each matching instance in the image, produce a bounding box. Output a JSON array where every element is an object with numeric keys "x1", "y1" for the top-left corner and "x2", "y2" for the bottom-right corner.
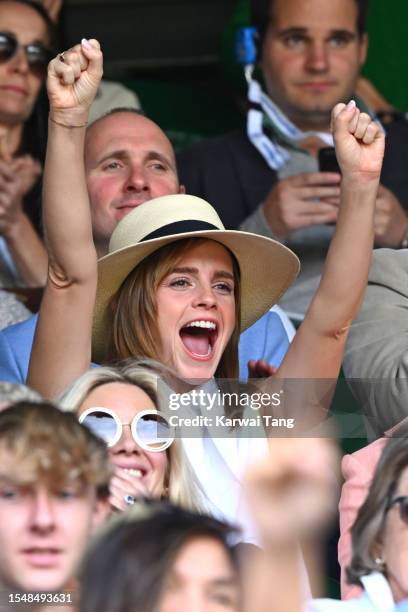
[
  {"x1": 124, "y1": 165, "x2": 149, "y2": 194},
  {"x1": 192, "y1": 283, "x2": 217, "y2": 310},
  {"x1": 9, "y1": 46, "x2": 29, "y2": 75},
  {"x1": 29, "y1": 489, "x2": 55, "y2": 533},
  {"x1": 111, "y1": 423, "x2": 142, "y2": 455},
  {"x1": 304, "y1": 40, "x2": 329, "y2": 73}
]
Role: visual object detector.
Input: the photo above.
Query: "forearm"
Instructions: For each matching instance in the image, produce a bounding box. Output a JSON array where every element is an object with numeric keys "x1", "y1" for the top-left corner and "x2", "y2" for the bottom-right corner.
[
  {"x1": 277, "y1": 177, "x2": 378, "y2": 380},
  {"x1": 44, "y1": 111, "x2": 97, "y2": 286},
  {"x1": 308, "y1": 176, "x2": 378, "y2": 335},
  {"x1": 4, "y1": 211, "x2": 47, "y2": 286},
  {"x1": 244, "y1": 544, "x2": 303, "y2": 612}
]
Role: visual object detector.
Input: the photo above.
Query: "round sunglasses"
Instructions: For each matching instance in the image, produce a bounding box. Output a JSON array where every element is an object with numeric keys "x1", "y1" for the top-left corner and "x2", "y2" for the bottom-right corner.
[
  {"x1": 386, "y1": 496, "x2": 408, "y2": 524},
  {"x1": 79, "y1": 407, "x2": 174, "y2": 452},
  {"x1": 0, "y1": 32, "x2": 53, "y2": 77}
]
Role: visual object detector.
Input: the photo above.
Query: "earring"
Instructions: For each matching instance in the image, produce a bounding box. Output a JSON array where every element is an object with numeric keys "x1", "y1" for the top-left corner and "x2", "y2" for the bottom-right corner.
[{"x1": 375, "y1": 556, "x2": 386, "y2": 570}]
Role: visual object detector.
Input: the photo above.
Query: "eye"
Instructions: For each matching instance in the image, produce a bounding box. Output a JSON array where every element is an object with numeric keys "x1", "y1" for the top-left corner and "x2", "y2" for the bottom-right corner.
[
  {"x1": 213, "y1": 282, "x2": 233, "y2": 294},
  {"x1": 149, "y1": 162, "x2": 167, "y2": 172},
  {"x1": 283, "y1": 34, "x2": 307, "y2": 49},
  {"x1": 55, "y1": 487, "x2": 81, "y2": 500},
  {"x1": 328, "y1": 33, "x2": 354, "y2": 48},
  {"x1": 169, "y1": 277, "x2": 191, "y2": 289},
  {"x1": 102, "y1": 160, "x2": 122, "y2": 171},
  {"x1": 0, "y1": 486, "x2": 18, "y2": 500},
  {"x1": 208, "y1": 591, "x2": 236, "y2": 606}
]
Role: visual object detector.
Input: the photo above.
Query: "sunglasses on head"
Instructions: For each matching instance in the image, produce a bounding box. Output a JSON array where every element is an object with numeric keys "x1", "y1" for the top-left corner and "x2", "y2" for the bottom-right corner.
[
  {"x1": 0, "y1": 32, "x2": 53, "y2": 77},
  {"x1": 386, "y1": 496, "x2": 408, "y2": 525},
  {"x1": 79, "y1": 407, "x2": 174, "y2": 453}
]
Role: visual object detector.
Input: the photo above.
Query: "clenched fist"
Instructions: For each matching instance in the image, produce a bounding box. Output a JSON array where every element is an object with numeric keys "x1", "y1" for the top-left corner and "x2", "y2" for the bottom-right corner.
[{"x1": 47, "y1": 38, "x2": 103, "y2": 122}]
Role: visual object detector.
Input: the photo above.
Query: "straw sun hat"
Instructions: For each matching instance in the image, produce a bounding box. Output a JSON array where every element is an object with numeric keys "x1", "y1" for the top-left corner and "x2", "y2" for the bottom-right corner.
[{"x1": 92, "y1": 194, "x2": 299, "y2": 362}]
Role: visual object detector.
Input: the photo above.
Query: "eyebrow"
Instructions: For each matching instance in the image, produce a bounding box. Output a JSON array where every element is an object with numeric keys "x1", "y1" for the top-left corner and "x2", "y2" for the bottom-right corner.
[
  {"x1": 170, "y1": 267, "x2": 235, "y2": 282},
  {"x1": 275, "y1": 27, "x2": 357, "y2": 40}
]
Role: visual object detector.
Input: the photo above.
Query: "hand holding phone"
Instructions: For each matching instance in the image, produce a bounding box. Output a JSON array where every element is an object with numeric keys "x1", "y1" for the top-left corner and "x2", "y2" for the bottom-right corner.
[{"x1": 318, "y1": 147, "x2": 341, "y2": 174}]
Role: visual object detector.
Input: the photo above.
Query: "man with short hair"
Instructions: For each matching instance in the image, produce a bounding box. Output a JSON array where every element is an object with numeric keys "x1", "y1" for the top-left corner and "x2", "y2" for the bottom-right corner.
[
  {"x1": 178, "y1": 0, "x2": 408, "y2": 317},
  {"x1": 0, "y1": 109, "x2": 294, "y2": 382},
  {"x1": 0, "y1": 401, "x2": 110, "y2": 597}
]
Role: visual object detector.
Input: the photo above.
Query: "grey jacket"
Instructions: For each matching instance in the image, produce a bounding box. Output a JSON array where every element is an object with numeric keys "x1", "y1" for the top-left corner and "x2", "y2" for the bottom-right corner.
[{"x1": 343, "y1": 248, "x2": 408, "y2": 437}]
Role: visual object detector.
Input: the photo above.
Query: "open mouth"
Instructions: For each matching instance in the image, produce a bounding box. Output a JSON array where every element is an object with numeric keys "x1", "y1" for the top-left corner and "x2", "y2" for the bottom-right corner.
[
  {"x1": 179, "y1": 320, "x2": 218, "y2": 360},
  {"x1": 123, "y1": 468, "x2": 144, "y2": 478}
]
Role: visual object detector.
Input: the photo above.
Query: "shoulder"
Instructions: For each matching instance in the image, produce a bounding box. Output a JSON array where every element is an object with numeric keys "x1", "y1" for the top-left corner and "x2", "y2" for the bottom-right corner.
[
  {"x1": 1, "y1": 313, "x2": 38, "y2": 340},
  {"x1": 177, "y1": 129, "x2": 250, "y2": 164},
  {"x1": 368, "y1": 249, "x2": 408, "y2": 293},
  {"x1": 342, "y1": 438, "x2": 387, "y2": 481},
  {"x1": 308, "y1": 596, "x2": 374, "y2": 611},
  {"x1": 0, "y1": 291, "x2": 31, "y2": 330}
]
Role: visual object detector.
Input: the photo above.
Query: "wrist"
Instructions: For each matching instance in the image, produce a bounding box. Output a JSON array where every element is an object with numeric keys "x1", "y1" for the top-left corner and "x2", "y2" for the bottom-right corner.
[
  {"x1": 262, "y1": 200, "x2": 289, "y2": 241},
  {"x1": 2, "y1": 208, "x2": 26, "y2": 242},
  {"x1": 341, "y1": 174, "x2": 380, "y2": 191},
  {"x1": 49, "y1": 108, "x2": 90, "y2": 128}
]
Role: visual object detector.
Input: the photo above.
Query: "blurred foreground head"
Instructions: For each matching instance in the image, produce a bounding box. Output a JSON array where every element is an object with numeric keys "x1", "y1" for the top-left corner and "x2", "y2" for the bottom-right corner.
[
  {"x1": 0, "y1": 401, "x2": 110, "y2": 593},
  {"x1": 80, "y1": 501, "x2": 241, "y2": 612}
]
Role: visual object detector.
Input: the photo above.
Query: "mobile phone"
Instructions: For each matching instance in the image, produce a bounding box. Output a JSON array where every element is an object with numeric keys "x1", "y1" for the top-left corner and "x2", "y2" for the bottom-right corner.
[{"x1": 318, "y1": 147, "x2": 341, "y2": 174}]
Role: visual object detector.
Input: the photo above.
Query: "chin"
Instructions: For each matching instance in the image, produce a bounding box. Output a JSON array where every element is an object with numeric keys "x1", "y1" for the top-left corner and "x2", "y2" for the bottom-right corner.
[{"x1": 177, "y1": 361, "x2": 217, "y2": 383}]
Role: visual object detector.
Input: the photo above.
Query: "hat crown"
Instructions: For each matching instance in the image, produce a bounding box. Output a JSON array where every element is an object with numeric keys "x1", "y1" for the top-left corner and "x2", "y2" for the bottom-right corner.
[{"x1": 109, "y1": 194, "x2": 225, "y2": 254}]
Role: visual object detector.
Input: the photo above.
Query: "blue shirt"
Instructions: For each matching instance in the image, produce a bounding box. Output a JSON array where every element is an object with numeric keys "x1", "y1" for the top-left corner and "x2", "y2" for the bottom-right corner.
[{"x1": 0, "y1": 306, "x2": 294, "y2": 383}]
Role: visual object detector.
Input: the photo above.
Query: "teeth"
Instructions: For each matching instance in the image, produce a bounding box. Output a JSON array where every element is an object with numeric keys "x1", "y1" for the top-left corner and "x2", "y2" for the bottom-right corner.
[
  {"x1": 124, "y1": 468, "x2": 142, "y2": 477},
  {"x1": 185, "y1": 320, "x2": 216, "y2": 330}
]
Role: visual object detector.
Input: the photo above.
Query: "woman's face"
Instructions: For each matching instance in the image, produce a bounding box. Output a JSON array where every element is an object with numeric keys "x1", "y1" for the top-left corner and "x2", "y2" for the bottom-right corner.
[
  {"x1": 156, "y1": 240, "x2": 236, "y2": 380},
  {"x1": 381, "y1": 466, "x2": 408, "y2": 602},
  {"x1": 79, "y1": 382, "x2": 168, "y2": 497},
  {"x1": 0, "y1": 2, "x2": 49, "y2": 124},
  {"x1": 158, "y1": 536, "x2": 239, "y2": 611}
]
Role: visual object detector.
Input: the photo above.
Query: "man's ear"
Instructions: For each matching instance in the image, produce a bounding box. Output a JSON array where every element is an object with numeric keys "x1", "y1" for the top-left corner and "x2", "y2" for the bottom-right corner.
[
  {"x1": 92, "y1": 497, "x2": 110, "y2": 530},
  {"x1": 179, "y1": 184, "x2": 186, "y2": 194}
]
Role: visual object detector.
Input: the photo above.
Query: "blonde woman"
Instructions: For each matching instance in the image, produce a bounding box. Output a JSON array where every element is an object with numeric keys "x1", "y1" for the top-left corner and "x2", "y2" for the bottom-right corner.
[{"x1": 57, "y1": 360, "x2": 206, "y2": 514}]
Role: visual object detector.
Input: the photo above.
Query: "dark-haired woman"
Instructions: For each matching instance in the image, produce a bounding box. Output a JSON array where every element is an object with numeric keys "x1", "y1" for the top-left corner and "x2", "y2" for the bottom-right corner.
[{"x1": 0, "y1": 0, "x2": 56, "y2": 286}]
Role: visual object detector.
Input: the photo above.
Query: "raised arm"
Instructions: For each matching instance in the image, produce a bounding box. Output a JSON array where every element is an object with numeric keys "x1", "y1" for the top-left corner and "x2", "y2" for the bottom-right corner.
[
  {"x1": 277, "y1": 101, "x2": 384, "y2": 380},
  {"x1": 242, "y1": 438, "x2": 339, "y2": 611},
  {"x1": 28, "y1": 39, "x2": 103, "y2": 398}
]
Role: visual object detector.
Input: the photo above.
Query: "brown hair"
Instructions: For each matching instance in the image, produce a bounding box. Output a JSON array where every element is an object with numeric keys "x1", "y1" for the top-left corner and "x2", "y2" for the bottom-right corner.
[
  {"x1": 0, "y1": 401, "x2": 111, "y2": 498},
  {"x1": 108, "y1": 238, "x2": 241, "y2": 379},
  {"x1": 347, "y1": 435, "x2": 408, "y2": 585}
]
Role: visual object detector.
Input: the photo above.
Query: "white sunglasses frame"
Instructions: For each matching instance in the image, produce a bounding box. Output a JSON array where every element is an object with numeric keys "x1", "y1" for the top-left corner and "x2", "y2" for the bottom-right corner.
[{"x1": 78, "y1": 407, "x2": 174, "y2": 452}]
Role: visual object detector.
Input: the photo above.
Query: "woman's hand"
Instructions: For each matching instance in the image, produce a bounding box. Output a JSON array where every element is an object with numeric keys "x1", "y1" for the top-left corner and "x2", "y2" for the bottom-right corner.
[
  {"x1": 11, "y1": 155, "x2": 42, "y2": 197},
  {"x1": 109, "y1": 468, "x2": 151, "y2": 512},
  {"x1": 331, "y1": 100, "x2": 385, "y2": 182},
  {"x1": 47, "y1": 38, "x2": 103, "y2": 121},
  {"x1": 0, "y1": 160, "x2": 25, "y2": 236}
]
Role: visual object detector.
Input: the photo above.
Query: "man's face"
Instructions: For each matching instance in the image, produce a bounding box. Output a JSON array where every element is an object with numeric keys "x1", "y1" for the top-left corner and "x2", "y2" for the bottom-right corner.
[
  {"x1": 261, "y1": 0, "x2": 368, "y2": 130},
  {"x1": 85, "y1": 112, "x2": 182, "y2": 256},
  {"x1": 0, "y1": 475, "x2": 106, "y2": 592}
]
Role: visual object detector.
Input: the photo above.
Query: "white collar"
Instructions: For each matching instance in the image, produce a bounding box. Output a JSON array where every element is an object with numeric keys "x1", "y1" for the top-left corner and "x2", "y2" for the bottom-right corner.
[{"x1": 360, "y1": 572, "x2": 395, "y2": 612}]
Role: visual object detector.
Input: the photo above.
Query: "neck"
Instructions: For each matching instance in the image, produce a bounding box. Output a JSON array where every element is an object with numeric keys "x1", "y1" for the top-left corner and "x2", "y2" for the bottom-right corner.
[
  {"x1": 290, "y1": 114, "x2": 332, "y2": 134},
  {"x1": 0, "y1": 122, "x2": 23, "y2": 159}
]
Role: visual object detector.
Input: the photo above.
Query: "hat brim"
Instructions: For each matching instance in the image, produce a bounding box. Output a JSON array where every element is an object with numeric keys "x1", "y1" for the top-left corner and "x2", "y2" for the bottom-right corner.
[{"x1": 92, "y1": 229, "x2": 299, "y2": 363}]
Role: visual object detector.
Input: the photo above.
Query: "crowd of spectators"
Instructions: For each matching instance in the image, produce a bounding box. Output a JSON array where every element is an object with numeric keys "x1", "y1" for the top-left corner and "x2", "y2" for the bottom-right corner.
[{"x1": 0, "y1": 0, "x2": 408, "y2": 611}]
